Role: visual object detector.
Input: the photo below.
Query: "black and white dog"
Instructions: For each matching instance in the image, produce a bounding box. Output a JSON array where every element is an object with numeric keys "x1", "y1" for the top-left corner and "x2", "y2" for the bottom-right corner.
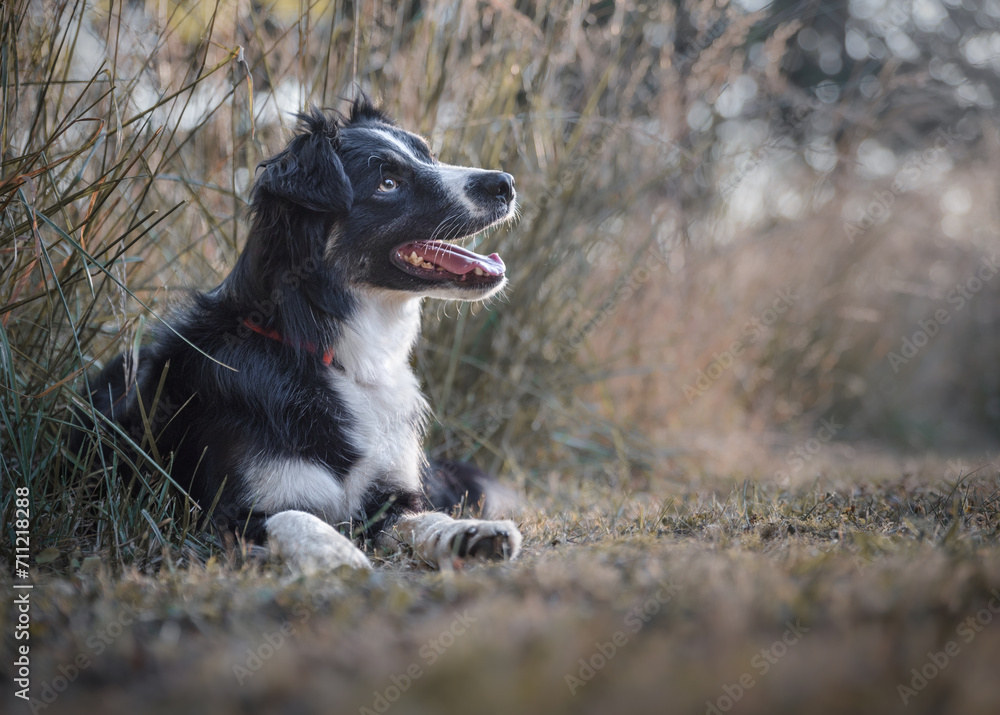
[{"x1": 77, "y1": 96, "x2": 521, "y2": 571}]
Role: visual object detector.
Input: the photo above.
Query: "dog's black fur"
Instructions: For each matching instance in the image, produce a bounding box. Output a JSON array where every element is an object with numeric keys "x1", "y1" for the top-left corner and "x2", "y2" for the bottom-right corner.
[{"x1": 73, "y1": 97, "x2": 515, "y2": 554}]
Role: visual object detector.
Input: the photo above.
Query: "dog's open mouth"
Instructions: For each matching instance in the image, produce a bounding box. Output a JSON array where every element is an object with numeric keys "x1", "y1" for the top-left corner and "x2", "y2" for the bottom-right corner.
[{"x1": 391, "y1": 240, "x2": 505, "y2": 283}]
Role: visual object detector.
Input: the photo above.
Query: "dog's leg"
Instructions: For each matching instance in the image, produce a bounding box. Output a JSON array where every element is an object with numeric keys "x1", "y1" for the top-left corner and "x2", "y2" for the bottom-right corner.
[
  {"x1": 266, "y1": 510, "x2": 371, "y2": 573},
  {"x1": 386, "y1": 512, "x2": 521, "y2": 567}
]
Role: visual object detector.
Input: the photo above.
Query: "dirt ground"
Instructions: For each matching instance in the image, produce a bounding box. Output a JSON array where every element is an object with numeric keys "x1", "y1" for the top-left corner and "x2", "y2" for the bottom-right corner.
[{"x1": 4, "y1": 449, "x2": 1000, "y2": 715}]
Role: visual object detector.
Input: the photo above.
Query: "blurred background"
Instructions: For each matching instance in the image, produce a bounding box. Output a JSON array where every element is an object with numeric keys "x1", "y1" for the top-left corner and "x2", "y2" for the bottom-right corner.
[{"x1": 2, "y1": 0, "x2": 1000, "y2": 557}]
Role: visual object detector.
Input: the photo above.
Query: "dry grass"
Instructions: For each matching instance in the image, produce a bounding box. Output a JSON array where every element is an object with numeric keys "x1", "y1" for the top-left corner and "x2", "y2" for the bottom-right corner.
[
  {"x1": 5, "y1": 456, "x2": 1000, "y2": 715},
  {"x1": 4, "y1": 0, "x2": 1000, "y2": 712}
]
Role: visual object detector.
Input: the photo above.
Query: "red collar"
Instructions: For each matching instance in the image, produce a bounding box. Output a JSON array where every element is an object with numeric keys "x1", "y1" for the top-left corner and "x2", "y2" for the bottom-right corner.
[{"x1": 243, "y1": 319, "x2": 336, "y2": 367}]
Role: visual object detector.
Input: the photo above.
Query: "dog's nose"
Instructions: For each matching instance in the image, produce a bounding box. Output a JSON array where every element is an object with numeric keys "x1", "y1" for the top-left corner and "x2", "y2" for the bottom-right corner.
[{"x1": 483, "y1": 172, "x2": 515, "y2": 203}]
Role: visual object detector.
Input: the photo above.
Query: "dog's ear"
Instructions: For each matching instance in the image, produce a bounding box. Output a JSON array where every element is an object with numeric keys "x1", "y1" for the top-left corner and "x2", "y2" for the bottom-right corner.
[{"x1": 254, "y1": 111, "x2": 353, "y2": 214}]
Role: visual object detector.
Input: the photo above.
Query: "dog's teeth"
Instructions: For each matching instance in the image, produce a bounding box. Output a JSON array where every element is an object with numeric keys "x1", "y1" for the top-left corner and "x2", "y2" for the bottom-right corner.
[
  {"x1": 474, "y1": 267, "x2": 484, "y2": 276},
  {"x1": 421, "y1": 261, "x2": 434, "y2": 269}
]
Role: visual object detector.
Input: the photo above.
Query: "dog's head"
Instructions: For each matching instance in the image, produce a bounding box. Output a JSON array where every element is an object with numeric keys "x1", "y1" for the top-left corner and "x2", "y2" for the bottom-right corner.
[{"x1": 252, "y1": 97, "x2": 515, "y2": 302}]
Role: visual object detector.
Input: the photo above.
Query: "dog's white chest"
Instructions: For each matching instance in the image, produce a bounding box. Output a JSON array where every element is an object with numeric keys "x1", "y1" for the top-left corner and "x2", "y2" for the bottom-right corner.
[{"x1": 332, "y1": 293, "x2": 428, "y2": 512}]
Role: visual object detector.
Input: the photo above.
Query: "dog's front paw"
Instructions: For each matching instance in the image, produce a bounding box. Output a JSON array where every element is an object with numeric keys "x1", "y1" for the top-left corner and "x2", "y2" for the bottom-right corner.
[
  {"x1": 266, "y1": 510, "x2": 372, "y2": 573},
  {"x1": 394, "y1": 513, "x2": 522, "y2": 567},
  {"x1": 444, "y1": 519, "x2": 522, "y2": 562}
]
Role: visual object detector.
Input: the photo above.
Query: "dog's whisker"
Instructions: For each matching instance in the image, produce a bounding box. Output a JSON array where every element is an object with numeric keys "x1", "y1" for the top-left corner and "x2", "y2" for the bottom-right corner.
[{"x1": 432, "y1": 210, "x2": 464, "y2": 244}]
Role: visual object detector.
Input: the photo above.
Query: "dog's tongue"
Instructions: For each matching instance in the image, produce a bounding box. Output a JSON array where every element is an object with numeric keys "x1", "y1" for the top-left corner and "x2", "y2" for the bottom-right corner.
[{"x1": 401, "y1": 240, "x2": 505, "y2": 276}]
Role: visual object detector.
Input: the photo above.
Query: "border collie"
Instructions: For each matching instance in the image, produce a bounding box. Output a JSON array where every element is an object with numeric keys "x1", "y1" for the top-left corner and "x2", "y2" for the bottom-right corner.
[{"x1": 76, "y1": 96, "x2": 521, "y2": 571}]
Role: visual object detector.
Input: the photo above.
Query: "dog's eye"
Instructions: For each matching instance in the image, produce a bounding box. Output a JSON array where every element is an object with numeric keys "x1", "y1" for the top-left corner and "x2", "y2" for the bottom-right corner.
[{"x1": 377, "y1": 177, "x2": 399, "y2": 193}]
